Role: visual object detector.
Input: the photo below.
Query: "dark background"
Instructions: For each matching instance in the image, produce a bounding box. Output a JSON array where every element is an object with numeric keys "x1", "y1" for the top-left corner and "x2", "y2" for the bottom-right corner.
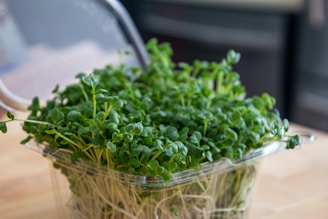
[{"x1": 120, "y1": 0, "x2": 328, "y2": 131}]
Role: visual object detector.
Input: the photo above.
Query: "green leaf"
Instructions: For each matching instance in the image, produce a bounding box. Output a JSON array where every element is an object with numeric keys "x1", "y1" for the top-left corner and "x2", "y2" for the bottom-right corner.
[
  {"x1": 20, "y1": 135, "x2": 33, "y2": 144},
  {"x1": 261, "y1": 93, "x2": 276, "y2": 109},
  {"x1": 226, "y1": 50, "x2": 240, "y2": 64},
  {"x1": 199, "y1": 145, "x2": 210, "y2": 151},
  {"x1": 166, "y1": 126, "x2": 179, "y2": 141},
  {"x1": 27, "y1": 97, "x2": 40, "y2": 115},
  {"x1": 189, "y1": 131, "x2": 202, "y2": 145},
  {"x1": 113, "y1": 99, "x2": 124, "y2": 109},
  {"x1": 165, "y1": 147, "x2": 174, "y2": 157},
  {"x1": 178, "y1": 127, "x2": 189, "y2": 140},
  {"x1": 7, "y1": 112, "x2": 15, "y2": 120},
  {"x1": 127, "y1": 158, "x2": 140, "y2": 168},
  {"x1": 106, "y1": 141, "x2": 117, "y2": 152},
  {"x1": 49, "y1": 108, "x2": 65, "y2": 123},
  {"x1": 66, "y1": 111, "x2": 81, "y2": 121},
  {"x1": 233, "y1": 148, "x2": 243, "y2": 159},
  {"x1": 112, "y1": 133, "x2": 123, "y2": 143},
  {"x1": 148, "y1": 159, "x2": 165, "y2": 175},
  {"x1": 224, "y1": 128, "x2": 238, "y2": 143},
  {"x1": 283, "y1": 119, "x2": 289, "y2": 132},
  {"x1": 0, "y1": 122, "x2": 7, "y2": 133},
  {"x1": 82, "y1": 73, "x2": 99, "y2": 87},
  {"x1": 109, "y1": 110, "x2": 120, "y2": 124},
  {"x1": 95, "y1": 111, "x2": 105, "y2": 122},
  {"x1": 286, "y1": 135, "x2": 301, "y2": 149},
  {"x1": 154, "y1": 139, "x2": 164, "y2": 150},
  {"x1": 248, "y1": 131, "x2": 260, "y2": 143},
  {"x1": 204, "y1": 151, "x2": 213, "y2": 162},
  {"x1": 104, "y1": 121, "x2": 120, "y2": 133},
  {"x1": 123, "y1": 133, "x2": 134, "y2": 142},
  {"x1": 125, "y1": 122, "x2": 143, "y2": 135},
  {"x1": 51, "y1": 84, "x2": 60, "y2": 94},
  {"x1": 141, "y1": 97, "x2": 153, "y2": 110}
]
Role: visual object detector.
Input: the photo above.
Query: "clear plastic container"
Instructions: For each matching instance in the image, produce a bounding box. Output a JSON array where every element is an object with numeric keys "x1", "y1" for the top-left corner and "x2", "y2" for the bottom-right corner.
[{"x1": 26, "y1": 136, "x2": 313, "y2": 219}]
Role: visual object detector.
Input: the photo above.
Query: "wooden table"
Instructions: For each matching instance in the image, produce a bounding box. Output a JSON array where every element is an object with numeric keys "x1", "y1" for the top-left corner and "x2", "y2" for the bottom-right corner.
[{"x1": 0, "y1": 119, "x2": 327, "y2": 219}]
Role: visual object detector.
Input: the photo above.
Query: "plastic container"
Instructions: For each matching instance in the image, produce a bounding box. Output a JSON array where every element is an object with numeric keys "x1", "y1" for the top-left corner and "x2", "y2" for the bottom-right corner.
[{"x1": 26, "y1": 136, "x2": 312, "y2": 219}]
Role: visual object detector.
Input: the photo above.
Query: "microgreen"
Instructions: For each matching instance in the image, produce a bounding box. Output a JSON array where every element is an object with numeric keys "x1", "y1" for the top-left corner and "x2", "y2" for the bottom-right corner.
[{"x1": 0, "y1": 38, "x2": 300, "y2": 181}]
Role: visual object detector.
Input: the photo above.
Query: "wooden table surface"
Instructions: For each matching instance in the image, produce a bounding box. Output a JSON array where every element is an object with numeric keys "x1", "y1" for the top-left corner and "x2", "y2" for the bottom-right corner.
[{"x1": 0, "y1": 119, "x2": 327, "y2": 219}]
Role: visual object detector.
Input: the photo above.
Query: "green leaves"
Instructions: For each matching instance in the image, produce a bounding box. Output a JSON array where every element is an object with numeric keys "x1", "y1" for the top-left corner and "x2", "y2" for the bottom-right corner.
[
  {"x1": 106, "y1": 141, "x2": 117, "y2": 153},
  {"x1": 27, "y1": 97, "x2": 41, "y2": 115},
  {"x1": 0, "y1": 122, "x2": 7, "y2": 133},
  {"x1": 125, "y1": 122, "x2": 144, "y2": 135},
  {"x1": 147, "y1": 159, "x2": 170, "y2": 181},
  {"x1": 67, "y1": 111, "x2": 81, "y2": 121},
  {"x1": 286, "y1": 135, "x2": 301, "y2": 149},
  {"x1": 0, "y1": 38, "x2": 301, "y2": 181},
  {"x1": 7, "y1": 112, "x2": 15, "y2": 120},
  {"x1": 20, "y1": 135, "x2": 33, "y2": 144},
  {"x1": 0, "y1": 112, "x2": 15, "y2": 133},
  {"x1": 166, "y1": 126, "x2": 179, "y2": 141},
  {"x1": 82, "y1": 73, "x2": 99, "y2": 87},
  {"x1": 48, "y1": 108, "x2": 65, "y2": 123},
  {"x1": 226, "y1": 50, "x2": 241, "y2": 65}
]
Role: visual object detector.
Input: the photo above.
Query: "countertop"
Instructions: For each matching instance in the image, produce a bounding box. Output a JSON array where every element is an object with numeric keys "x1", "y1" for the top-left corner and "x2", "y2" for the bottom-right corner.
[{"x1": 0, "y1": 120, "x2": 327, "y2": 219}]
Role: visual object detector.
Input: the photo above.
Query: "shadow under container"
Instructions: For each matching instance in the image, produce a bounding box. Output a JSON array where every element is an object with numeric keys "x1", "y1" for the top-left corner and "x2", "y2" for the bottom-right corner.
[{"x1": 30, "y1": 141, "x2": 288, "y2": 219}]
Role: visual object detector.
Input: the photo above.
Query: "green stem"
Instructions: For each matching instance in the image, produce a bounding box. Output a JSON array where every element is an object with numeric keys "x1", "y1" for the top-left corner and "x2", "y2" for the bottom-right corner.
[
  {"x1": 53, "y1": 130, "x2": 94, "y2": 160},
  {"x1": 92, "y1": 85, "x2": 97, "y2": 119},
  {"x1": 180, "y1": 94, "x2": 185, "y2": 107},
  {"x1": 149, "y1": 150, "x2": 163, "y2": 162},
  {"x1": 216, "y1": 68, "x2": 224, "y2": 94},
  {"x1": 103, "y1": 103, "x2": 112, "y2": 122},
  {"x1": 203, "y1": 120, "x2": 208, "y2": 136},
  {"x1": 79, "y1": 84, "x2": 89, "y2": 101},
  {"x1": 15, "y1": 118, "x2": 53, "y2": 126}
]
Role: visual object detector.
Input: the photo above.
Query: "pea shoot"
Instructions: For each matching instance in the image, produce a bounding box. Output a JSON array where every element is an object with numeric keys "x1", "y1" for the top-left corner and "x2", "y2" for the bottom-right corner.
[
  {"x1": 0, "y1": 38, "x2": 301, "y2": 218},
  {"x1": 1, "y1": 39, "x2": 300, "y2": 180}
]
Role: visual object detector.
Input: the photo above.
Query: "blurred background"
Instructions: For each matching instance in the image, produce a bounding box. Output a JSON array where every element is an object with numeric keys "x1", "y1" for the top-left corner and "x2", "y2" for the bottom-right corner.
[
  {"x1": 1, "y1": 0, "x2": 328, "y2": 132},
  {"x1": 120, "y1": 0, "x2": 328, "y2": 132}
]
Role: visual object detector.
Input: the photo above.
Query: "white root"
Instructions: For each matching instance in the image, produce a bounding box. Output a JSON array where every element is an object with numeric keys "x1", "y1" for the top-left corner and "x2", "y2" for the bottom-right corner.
[{"x1": 53, "y1": 159, "x2": 259, "y2": 219}]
